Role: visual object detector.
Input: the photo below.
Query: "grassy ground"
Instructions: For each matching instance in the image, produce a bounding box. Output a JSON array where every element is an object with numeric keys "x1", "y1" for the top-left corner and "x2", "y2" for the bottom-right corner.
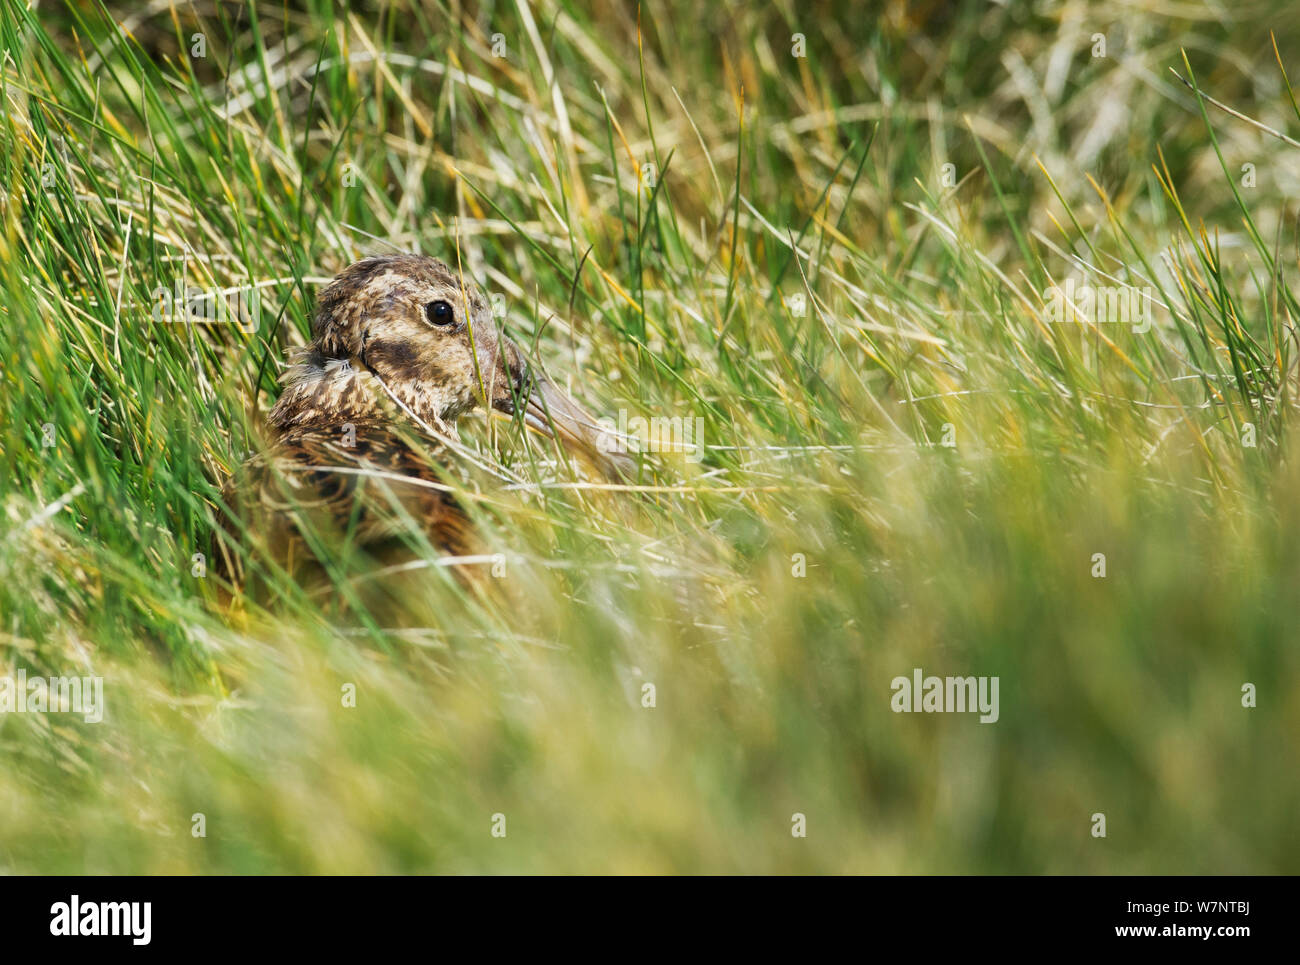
[{"x1": 1, "y1": 0, "x2": 1298, "y2": 873}]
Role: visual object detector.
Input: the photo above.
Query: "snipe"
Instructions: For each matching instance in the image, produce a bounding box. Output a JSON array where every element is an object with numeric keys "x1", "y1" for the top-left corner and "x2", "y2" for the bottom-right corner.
[{"x1": 212, "y1": 254, "x2": 628, "y2": 602}]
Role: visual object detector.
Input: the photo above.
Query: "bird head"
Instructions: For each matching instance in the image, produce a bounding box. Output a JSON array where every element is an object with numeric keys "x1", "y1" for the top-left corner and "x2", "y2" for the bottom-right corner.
[{"x1": 276, "y1": 254, "x2": 631, "y2": 478}]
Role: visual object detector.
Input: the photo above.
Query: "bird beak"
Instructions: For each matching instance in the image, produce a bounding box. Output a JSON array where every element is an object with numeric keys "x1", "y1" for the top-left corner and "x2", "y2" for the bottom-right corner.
[{"x1": 490, "y1": 342, "x2": 634, "y2": 481}]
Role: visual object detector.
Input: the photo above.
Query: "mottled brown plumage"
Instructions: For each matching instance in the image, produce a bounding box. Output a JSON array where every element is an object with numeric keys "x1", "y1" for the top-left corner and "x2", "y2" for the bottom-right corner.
[{"x1": 212, "y1": 254, "x2": 626, "y2": 602}]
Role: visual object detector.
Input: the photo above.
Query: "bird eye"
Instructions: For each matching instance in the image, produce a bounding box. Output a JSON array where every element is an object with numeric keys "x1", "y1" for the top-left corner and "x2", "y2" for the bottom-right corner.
[{"x1": 425, "y1": 299, "x2": 455, "y2": 327}]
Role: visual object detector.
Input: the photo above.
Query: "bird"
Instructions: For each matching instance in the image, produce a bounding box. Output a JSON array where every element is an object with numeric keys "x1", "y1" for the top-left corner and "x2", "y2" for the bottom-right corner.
[{"x1": 211, "y1": 253, "x2": 629, "y2": 607}]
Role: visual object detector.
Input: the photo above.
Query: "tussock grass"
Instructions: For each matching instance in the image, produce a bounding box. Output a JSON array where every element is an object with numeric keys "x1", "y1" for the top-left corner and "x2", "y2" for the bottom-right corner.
[{"x1": 1, "y1": 0, "x2": 1298, "y2": 872}]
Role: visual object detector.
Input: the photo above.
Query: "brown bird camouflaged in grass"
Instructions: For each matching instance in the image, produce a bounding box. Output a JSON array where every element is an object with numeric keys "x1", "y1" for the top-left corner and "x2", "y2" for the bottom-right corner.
[{"x1": 212, "y1": 254, "x2": 629, "y2": 607}]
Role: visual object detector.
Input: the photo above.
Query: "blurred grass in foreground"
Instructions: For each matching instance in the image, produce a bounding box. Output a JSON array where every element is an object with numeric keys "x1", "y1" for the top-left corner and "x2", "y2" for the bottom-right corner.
[{"x1": 0, "y1": 0, "x2": 1298, "y2": 872}]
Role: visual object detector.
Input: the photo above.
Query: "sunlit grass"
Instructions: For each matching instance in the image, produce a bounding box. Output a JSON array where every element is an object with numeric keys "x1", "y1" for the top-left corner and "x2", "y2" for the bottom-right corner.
[{"x1": 0, "y1": 0, "x2": 1298, "y2": 873}]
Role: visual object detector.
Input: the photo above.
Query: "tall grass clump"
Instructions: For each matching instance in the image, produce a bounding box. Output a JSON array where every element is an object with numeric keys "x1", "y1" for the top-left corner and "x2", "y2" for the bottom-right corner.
[{"x1": 0, "y1": 0, "x2": 1298, "y2": 872}]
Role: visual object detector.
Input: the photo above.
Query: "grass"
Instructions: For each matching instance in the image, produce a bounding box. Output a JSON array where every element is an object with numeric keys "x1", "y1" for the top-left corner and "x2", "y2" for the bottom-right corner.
[{"x1": 0, "y1": 0, "x2": 1298, "y2": 873}]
